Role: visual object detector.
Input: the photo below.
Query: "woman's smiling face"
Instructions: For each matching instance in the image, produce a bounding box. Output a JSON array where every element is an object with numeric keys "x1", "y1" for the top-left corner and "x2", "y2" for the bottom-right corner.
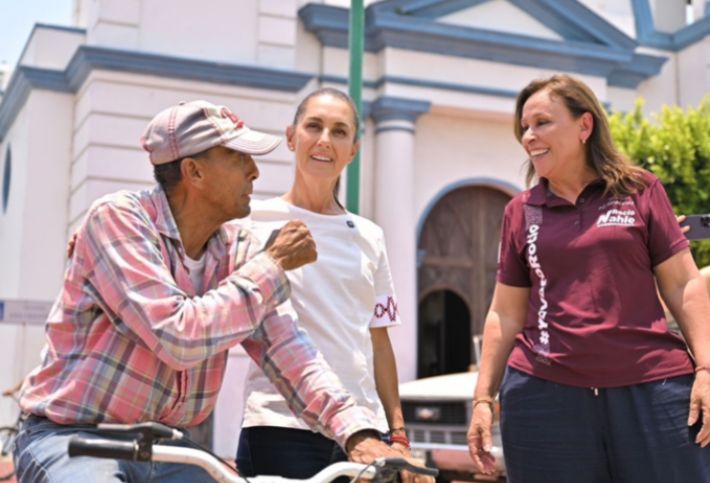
[
  {"x1": 519, "y1": 87, "x2": 589, "y2": 181},
  {"x1": 287, "y1": 93, "x2": 359, "y2": 182}
]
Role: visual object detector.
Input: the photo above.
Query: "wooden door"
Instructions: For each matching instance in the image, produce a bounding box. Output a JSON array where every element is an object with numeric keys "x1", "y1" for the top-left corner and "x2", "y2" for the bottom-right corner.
[{"x1": 417, "y1": 186, "x2": 511, "y2": 377}]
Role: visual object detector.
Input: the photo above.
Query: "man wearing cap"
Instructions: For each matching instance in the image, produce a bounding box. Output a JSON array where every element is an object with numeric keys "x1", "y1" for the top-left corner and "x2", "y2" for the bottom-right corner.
[{"x1": 13, "y1": 100, "x2": 401, "y2": 482}]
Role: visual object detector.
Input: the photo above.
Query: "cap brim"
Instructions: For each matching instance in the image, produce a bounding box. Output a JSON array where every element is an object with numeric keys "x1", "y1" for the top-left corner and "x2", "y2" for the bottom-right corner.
[{"x1": 223, "y1": 128, "x2": 282, "y2": 155}]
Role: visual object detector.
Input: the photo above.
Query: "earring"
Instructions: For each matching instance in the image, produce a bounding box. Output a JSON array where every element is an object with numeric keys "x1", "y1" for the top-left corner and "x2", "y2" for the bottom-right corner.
[{"x1": 582, "y1": 137, "x2": 587, "y2": 145}]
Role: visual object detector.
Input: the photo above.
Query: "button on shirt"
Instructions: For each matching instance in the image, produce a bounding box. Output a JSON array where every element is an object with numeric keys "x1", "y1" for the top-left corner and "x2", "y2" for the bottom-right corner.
[
  {"x1": 19, "y1": 187, "x2": 377, "y2": 447},
  {"x1": 498, "y1": 174, "x2": 693, "y2": 387}
]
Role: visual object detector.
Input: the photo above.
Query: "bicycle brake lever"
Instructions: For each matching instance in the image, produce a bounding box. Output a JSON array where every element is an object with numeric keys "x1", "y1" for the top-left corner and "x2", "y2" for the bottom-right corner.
[
  {"x1": 374, "y1": 457, "x2": 439, "y2": 477},
  {"x1": 97, "y1": 422, "x2": 183, "y2": 440}
]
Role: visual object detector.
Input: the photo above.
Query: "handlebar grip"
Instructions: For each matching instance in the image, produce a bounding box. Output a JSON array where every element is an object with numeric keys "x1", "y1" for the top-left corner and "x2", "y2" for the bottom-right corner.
[
  {"x1": 68, "y1": 436, "x2": 141, "y2": 460},
  {"x1": 379, "y1": 457, "x2": 439, "y2": 477}
]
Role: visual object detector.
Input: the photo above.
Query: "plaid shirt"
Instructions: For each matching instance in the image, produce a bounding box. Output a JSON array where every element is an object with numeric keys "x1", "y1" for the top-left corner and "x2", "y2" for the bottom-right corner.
[{"x1": 20, "y1": 187, "x2": 377, "y2": 447}]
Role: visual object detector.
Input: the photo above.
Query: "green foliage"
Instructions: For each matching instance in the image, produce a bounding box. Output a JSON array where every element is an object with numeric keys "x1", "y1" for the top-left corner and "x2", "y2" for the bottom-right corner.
[{"x1": 609, "y1": 97, "x2": 710, "y2": 267}]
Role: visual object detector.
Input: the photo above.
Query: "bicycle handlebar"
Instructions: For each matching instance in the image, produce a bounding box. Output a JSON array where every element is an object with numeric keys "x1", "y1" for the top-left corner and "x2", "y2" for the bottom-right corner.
[
  {"x1": 67, "y1": 424, "x2": 439, "y2": 482},
  {"x1": 68, "y1": 436, "x2": 141, "y2": 460}
]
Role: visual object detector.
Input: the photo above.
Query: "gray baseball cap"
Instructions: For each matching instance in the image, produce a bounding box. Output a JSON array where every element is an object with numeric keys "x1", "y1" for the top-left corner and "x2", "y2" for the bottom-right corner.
[{"x1": 141, "y1": 100, "x2": 281, "y2": 165}]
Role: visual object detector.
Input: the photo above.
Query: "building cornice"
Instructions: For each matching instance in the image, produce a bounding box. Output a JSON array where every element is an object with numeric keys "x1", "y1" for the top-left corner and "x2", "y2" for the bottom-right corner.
[
  {"x1": 0, "y1": 46, "x2": 314, "y2": 143},
  {"x1": 65, "y1": 46, "x2": 312, "y2": 93},
  {"x1": 0, "y1": 67, "x2": 72, "y2": 143},
  {"x1": 370, "y1": 96, "x2": 431, "y2": 124},
  {"x1": 299, "y1": 3, "x2": 666, "y2": 88},
  {"x1": 631, "y1": 0, "x2": 710, "y2": 51}
]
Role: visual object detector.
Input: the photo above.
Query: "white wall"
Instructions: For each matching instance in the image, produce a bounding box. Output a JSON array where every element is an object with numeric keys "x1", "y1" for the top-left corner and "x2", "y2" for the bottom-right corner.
[
  {"x1": 677, "y1": 38, "x2": 710, "y2": 108},
  {"x1": 0, "y1": 91, "x2": 74, "y2": 426},
  {"x1": 67, "y1": 70, "x2": 300, "y2": 228},
  {"x1": 414, "y1": 112, "x2": 526, "y2": 224}
]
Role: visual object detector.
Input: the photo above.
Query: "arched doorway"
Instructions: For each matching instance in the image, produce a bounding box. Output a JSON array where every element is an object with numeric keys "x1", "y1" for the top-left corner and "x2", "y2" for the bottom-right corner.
[
  {"x1": 418, "y1": 289, "x2": 470, "y2": 377},
  {"x1": 417, "y1": 185, "x2": 511, "y2": 378}
]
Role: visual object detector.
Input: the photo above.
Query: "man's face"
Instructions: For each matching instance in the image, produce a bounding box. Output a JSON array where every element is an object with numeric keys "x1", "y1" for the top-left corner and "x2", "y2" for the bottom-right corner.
[{"x1": 198, "y1": 146, "x2": 259, "y2": 221}]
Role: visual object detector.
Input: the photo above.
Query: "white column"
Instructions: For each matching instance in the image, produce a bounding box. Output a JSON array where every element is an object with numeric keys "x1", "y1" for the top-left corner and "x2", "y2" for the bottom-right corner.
[{"x1": 370, "y1": 97, "x2": 429, "y2": 382}]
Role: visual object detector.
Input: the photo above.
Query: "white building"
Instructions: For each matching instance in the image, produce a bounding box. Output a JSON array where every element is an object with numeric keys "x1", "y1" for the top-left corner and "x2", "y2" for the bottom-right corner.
[{"x1": 1, "y1": 0, "x2": 708, "y2": 456}]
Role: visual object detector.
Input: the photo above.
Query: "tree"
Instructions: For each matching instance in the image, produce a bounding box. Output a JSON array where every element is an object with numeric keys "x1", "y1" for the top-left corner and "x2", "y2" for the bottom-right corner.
[{"x1": 609, "y1": 97, "x2": 710, "y2": 267}]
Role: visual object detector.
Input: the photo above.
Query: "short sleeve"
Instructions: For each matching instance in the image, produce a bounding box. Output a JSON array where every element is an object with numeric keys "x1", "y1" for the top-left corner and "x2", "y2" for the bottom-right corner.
[
  {"x1": 645, "y1": 179, "x2": 689, "y2": 266},
  {"x1": 369, "y1": 230, "x2": 401, "y2": 328},
  {"x1": 496, "y1": 200, "x2": 532, "y2": 287}
]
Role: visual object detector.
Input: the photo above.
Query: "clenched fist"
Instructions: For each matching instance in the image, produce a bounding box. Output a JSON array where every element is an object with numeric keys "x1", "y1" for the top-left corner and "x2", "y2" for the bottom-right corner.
[{"x1": 265, "y1": 220, "x2": 317, "y2": 271}]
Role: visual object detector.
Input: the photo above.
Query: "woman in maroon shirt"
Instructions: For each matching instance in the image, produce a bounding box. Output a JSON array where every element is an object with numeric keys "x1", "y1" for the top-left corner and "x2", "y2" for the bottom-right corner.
[{"x1": 467, "y1": 74, "x2": 710, "y2": 482}]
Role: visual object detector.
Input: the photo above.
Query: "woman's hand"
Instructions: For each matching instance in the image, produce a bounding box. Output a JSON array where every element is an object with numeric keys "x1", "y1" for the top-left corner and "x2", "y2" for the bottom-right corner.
[
  {"x1": 689, "y1": 369, "x2": 710, "y2": 447},
  {"x1": 390, "y1": 443, "x2": 431, "y2": 483},
  {"x1": 467, "y1": 401, "x2": 498, "y2": 475}
]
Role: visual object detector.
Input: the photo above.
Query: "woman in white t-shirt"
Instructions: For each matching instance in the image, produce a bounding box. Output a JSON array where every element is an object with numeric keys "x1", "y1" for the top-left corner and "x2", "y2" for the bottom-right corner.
[{"x1": 236, "y1": 88, "x2": 410, "y2": 478}]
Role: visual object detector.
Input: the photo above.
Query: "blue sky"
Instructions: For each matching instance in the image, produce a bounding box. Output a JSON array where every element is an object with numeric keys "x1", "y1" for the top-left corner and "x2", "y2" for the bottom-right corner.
[{"x1": 0, "y1": 0, "x2": 74, "y2": 67}]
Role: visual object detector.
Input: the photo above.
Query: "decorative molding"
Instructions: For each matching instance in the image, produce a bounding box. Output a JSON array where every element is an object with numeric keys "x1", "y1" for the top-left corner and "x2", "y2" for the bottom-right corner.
[
  {"x1": 396, "y1": 0, "x2": 489, "y2": 18},
  {"x1": 66, "y1": 46, "x2": 312, "y2": 93},
  {"x1": 631, "y1": 0, "x2": 710, "y2": 51},
  {"x1": 0, "y1": 45, "x2": 315, "y2": 143},
  {"x1": 0, "y1": 67, "x2": 72, "y2": 143},
  {"x1": 509, "y1": 0, "x2": 636, "y2": 49},
  {"x1": 370, "y1": 96, "x2": 431, "y2": 124},
  {"x1": 377, "y1": 75, "x2": 519, "y2": 98},
  {"x1": 299, "y1": 3, "x2": 667, "y2": 86},
  {"x1": 608, "y1": 52, "x2": 667, "y2": 88},
  {"x1": 318, "y1": 74, "x2": 518, "y2": 98},
  {"x1": 375, "y1": 125, "x2": 416, "y2": 134},
  {"x1": 32, "y1": 22, "x2": 86, "y2": 35}
]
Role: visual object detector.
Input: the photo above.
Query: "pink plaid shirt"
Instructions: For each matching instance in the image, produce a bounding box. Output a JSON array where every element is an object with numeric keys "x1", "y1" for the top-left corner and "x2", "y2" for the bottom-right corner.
[{"x1": 20, "y1": 187, "x2": 377, "y2": 447}]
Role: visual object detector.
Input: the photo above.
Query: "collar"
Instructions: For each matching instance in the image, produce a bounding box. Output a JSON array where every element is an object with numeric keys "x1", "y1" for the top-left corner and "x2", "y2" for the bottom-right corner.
[
  {"x1": 526, "y1": 177, "x2": 605, "y2": 207},
  {"x1": 151, "y1": 186, "x2": 182, "y2": 242}
]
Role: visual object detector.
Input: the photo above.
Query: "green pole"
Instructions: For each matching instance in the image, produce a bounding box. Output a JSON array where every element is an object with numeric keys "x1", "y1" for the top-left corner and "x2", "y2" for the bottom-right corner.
[{"x1": 346, "y1": 0, "x2": 364, "y2": 214}]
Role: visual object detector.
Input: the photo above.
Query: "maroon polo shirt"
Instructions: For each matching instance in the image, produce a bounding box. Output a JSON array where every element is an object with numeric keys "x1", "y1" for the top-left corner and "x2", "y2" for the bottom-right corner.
[{"x1": 499, "y1": 172, "x2": 693, "y2": 388}]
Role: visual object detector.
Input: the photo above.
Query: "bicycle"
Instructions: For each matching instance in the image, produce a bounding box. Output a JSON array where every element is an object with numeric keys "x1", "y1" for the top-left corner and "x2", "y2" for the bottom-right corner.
[
  {"x1": 0, "y1": 383, "x2": 23, "y2": 481},
  {"x1": 67, "y1": 422, "x2": 439, "y2": 482}
]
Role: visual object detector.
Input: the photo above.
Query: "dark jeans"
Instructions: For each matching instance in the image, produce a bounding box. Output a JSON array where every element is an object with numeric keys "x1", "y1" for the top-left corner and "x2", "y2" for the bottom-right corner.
[
  {"x1": 236, "y1": 426, "x2": 347, "y2": 479},
  {"x1": 500, "y1": 367, "x2": 710, "y2": 483}
]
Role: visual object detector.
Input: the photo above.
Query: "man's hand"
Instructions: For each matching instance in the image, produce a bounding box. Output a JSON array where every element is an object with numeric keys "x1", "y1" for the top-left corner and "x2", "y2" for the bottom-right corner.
[
  {"x1": 265, "y1": 220, "x2": 317, "y2": 271},
  {"x1": 346, "y1": 430, "x2": 434, "y2": 483},
  {"x1": 678, "y1": 214, "x2": 690, "y2": 234}
]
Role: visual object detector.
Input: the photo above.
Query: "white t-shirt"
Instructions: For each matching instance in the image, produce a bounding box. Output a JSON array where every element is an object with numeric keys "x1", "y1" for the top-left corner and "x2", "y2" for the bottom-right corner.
[
  {"x1": 241, "y1": 197, "x2": 401, "y2": 433},
  {"x1": 184, "y1": 252, "x2": 207, "y2": 295}
]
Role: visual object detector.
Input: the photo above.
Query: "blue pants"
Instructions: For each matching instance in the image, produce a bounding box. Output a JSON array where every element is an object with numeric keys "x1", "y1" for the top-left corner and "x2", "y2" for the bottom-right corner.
[
  {"x1": 13, "y1": 415, "x2": 217, "y2": 483},
  {"x1": 500, "y1": 368, "x2": 710, "y2": 483},
  {"x1": 236, "y1": 426, "x2": 347, "y2": 478}
]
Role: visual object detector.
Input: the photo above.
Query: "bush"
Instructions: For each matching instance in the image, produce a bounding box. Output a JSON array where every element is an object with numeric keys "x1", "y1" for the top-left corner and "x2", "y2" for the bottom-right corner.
[{"x1": 609, "y1": 97, "x2": 710, "y2": 267}]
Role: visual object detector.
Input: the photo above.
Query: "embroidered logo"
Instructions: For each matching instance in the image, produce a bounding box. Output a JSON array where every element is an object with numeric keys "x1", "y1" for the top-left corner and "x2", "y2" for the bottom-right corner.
[
  {"x1": 374, "y1": 296, "x2": 398, "y2": 322},
  {"x1": 220, "y1": 107, "x2": 245, "y2": 129},
  {"x1": 596, "y1": 208, "x2": 636, "y2": 227}
]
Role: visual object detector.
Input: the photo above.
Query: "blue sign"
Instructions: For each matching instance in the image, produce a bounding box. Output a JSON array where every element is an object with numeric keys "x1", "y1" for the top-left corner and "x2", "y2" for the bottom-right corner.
[{"x1": 0, "y1": 301, "x2": 4, "y2": 320}]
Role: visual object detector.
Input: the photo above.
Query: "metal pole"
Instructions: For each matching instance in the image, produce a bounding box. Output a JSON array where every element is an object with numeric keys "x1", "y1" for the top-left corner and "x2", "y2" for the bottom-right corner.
[{"x1": 346, "y1": 0, "x2": 364, "y2": 214}]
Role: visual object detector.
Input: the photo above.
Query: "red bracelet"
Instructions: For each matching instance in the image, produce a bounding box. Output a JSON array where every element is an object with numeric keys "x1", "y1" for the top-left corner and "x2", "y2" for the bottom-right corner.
[
  {"x1": 695, "y1": 365, "x2": 710, "y2": 373},
  {"x1": 389, "y1": 433, "x2": 410, "y2": 449}
]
